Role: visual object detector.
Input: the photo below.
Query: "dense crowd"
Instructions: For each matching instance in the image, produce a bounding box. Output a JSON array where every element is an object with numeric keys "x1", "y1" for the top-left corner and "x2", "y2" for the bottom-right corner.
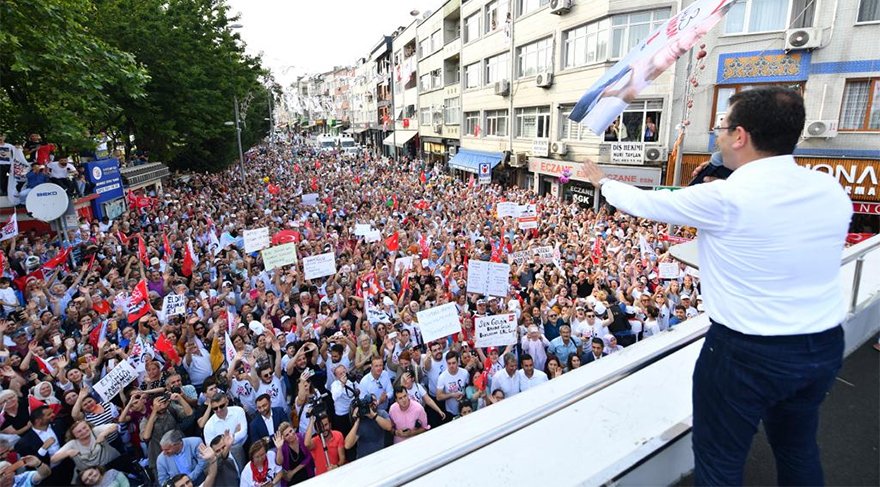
[{"x1": 0, "y1": 137, "x2": 700, "y2": 486}]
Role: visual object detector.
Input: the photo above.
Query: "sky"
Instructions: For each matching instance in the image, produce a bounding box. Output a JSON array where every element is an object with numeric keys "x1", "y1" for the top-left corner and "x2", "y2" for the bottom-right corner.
[{"x1": 227, "y1": 0, "x2": 441, "y2": 86}]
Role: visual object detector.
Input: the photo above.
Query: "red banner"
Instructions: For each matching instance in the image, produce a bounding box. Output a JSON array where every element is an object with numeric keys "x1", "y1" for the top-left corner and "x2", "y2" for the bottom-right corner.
[{"x1": 127, "y1": 279, "x2": 153, "y2": 323}]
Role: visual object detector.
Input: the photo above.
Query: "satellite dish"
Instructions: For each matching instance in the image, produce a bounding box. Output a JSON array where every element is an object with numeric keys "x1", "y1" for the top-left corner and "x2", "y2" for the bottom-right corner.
[{"x1": 25, "y1": 183, "x2": 69, "y2": 222}]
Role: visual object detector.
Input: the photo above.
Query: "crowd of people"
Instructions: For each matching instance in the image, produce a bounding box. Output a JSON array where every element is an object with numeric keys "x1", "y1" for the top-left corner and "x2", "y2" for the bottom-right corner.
[{"x1": 0, "y1": 136, "x2": 701, "y2": 486}]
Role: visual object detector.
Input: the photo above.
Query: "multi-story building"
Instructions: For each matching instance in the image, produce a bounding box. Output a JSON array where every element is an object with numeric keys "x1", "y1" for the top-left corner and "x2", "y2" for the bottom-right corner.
[
  {"x1": 453, "y1": 0, "x2": 674, "y2": 198},
  {"x1": 350, "y1": 56, "x2": 378, "y2": 145},
  {"x1": 667, "y1": 0, "x2": 880, "y2": 232},
  {"x1": 370, "y1": 35, "x2": 395, "y2": 152},
  {"x1": 390, "y1": 22, "x2": 420, "y2": 158},
  {"x1": 417, "y1": 1, "x2": 463, "y2": 164}
]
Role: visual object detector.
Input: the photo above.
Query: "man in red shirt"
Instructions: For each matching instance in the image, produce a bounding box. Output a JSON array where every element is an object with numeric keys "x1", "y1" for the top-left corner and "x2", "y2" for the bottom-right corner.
[{"x1": 304, "y1": 414, "x2": 345, "y2": 475}]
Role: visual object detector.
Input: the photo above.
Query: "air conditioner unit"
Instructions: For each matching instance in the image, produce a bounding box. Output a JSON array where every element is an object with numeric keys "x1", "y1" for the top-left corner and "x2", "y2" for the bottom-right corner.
[
  {"x1": 434, "y1": 124, "x2": 443, "y2": 133},
  {"x1": 550, "y1": 141, "x2": 567, "y2": 155},
  {"x1": 535, "y1": 71, "x2": 554, "y2": 88},
  {"x1": 644, "y1": 146, "x2": 668, "y2": 162},
  {"x1": 785, "y1": 28, "x2": 822, "y2": 51},
  {"x1": 803, "y1": 119, "x2": 838, "y2": 138},
  {"x1": 549, "y1": 0, "x2": 573, "y2": 15},
  {"x1": 494, "y1": 80, "x2": 510, "y2": 96},
  {"x1": 511, "y1": 152, "x2": 529, "y2": 167}
]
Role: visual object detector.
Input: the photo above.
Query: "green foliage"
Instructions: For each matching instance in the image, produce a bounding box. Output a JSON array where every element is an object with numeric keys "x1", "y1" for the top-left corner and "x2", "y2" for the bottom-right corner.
[{"x1": 0, "y1": 0, "x2": 269, "y2": 171}]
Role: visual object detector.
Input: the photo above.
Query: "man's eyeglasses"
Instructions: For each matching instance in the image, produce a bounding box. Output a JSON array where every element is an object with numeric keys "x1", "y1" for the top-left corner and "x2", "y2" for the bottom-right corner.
[
  {"x1": 212, "y1": 403, "x2": 227, "y2": 412},
  {"x1": 713, "y1": 125, "x2": 737, "y2": 137}
]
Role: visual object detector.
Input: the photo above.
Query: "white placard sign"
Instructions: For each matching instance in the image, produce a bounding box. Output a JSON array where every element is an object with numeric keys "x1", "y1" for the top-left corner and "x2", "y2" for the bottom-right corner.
[
  {"x1": 162, "y1": 294, "x2": 186, "y2": 318},
  {"x1": 303, "y1": 252, "x2": 337, "y2": 280},
  {"x1": 302, "y1": 193, "x2": 319, "y2": 206},
  {"x1": 261, "y1": 242, "x2": 299, "y2": 270},
  {"x1": 475, "y1": 313, "x2": 518, "y2": 347},
  {"x1": 417, "y1": 302, "x2": 462, "y2": 343},
  {"x1": 466, "y1": 260, "x2": 511, "y2": 297},
  {"x1": 243, "y1": 227, "x2": 271, "y2": 253},
  {"x1": 658, "y1": 262, "x2": 680, "y2": 279},
  {"x1": 611, "y1": 142, "x2": 645, "y2": 165},
  {"x1": 394, "y1": 256, "x2": 414, "y2": 275},
  {"x1": 364, "y1": 229, "x2": 382, "y2": 243},
  {"x1": 508, "y1": 246, "x2": 555, "y2": 265},
  {"x1": 354, "y1": 223, "x2": 371, "y2": 236},
  {"x1": 496, "y1": 202, "x2": 519, "y2": 218},
  {"x1": 93, "y1": 359, "x2": 138, "y2": 402}
]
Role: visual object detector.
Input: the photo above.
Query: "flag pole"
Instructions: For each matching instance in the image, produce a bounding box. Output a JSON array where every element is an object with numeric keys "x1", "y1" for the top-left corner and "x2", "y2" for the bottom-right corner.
[{"x1": 672, "y1": 48, "x2": 695, "y2": 187}]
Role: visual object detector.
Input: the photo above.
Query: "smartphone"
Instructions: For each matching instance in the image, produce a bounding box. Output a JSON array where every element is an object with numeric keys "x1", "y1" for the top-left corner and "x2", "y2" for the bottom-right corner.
[{"x1": 388, "y1": 332, "x2": 398, "y2": 340}]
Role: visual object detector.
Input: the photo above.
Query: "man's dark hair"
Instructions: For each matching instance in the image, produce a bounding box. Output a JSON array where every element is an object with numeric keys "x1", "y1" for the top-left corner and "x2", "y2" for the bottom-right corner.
[
  {"x1": 393, "y1": 385, "x2": 407, "y2": 397},
  {"x1": 445, "y1": 350, "x2": 460, "y2": 362},
  {"x1": 591, "y1": 337, "x2": 605, "y2": 346},
  {"x1": 675, "y1": 305, "x2": 686, "y2": 312},
  {"x1": 726, "y1": 87, "x2": 805, "y2": 156},
  {"x1": 255, "y1": 393, "x2": 271, "y2": 405},
  {"x1": 520, "y1": 353, "x2": 533, "y2": 364},
  {"x1": 30, "y1": 405, "x2": 49, "y2": 424}
]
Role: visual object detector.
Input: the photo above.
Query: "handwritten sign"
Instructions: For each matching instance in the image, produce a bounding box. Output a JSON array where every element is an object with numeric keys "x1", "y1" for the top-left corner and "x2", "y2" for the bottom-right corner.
[
  {"x1": 302, "y1": 193, "x2": 319, "y2": 206},
  {"x1": 243, "y1": 227, "x2": 271, "y2": 253},
  {"x1": 302, "y1": 252, "x2": 337, "y2": 280},
  {"x1": 508, "y1": 246, "x2": 555, "y2": 265},
  {"x1": 416, "y1": 302, "x2": 462, "y2": 343},
  {"x1": 261, "y1": 242, "x2": 299, "y2": 270},
  {"x1": 466, "y1": 260, "x2": 510, "y2": 297},
  {"x1": 475, "y1": 314, "x2": 518, "y2": 347},
  {"x1": 658, "y1": 262, "x2": 680, "y2": 279},
  {"x1": 162, "y1": 294, "x2": 186, "y2": 318},
  {"x1": 496, "y1": 202, "x2": 519, "y2": 218},
  {"x1": 93, "y1": 359, "x2": 138, "y2": 402}
]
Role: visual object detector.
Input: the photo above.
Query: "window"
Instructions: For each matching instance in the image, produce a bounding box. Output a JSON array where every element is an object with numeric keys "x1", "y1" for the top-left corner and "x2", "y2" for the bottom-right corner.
[
  {"x1": 431, "y1": 69, "x2": 442, "y2": 89},
  {"x1": 464, "y1": 12, "x2": 481, "y2": 43},
  {"x1": 840, "y1": 79, "x2": 880, "y2": 131},
  {"x1": 518, "y1": 0, "x2": 550, "y2": 17},
  {"x1": 611, "y1": 9, "x2": 670, "y2": 59},
  {"x1": 420, "y1": 107, "x2": 432, "y2": 126},
  {"x1": 515, "y1": 106, "x2": 551, "y2": 138},
  {"x1": 724, "y1": 0, "x2": 800, "y2": 34},
  {"x1": 420, "y1": 74, "x2": 431, "y2": 91},
  {"x1": 419, "y1": 38, "x2": 431, "y2": 58},
  {"x1": 563, "y1": 19, "x2": 610, "y2": 68},
  {"x1": 485, "y1": 109, "x2": 509, "y2": 136},
  {"x1": 516, "y1": 38, "x2": 553, "y2": 78},
  {"x1": 710, "y1": 82, "x2": 805, "y2": 128},
  {"x1": 485, "y1": 1, "x2": 499, "y2": 33},
  {"x1": 464, "y1": 111, "x2": 481, "y2": 136},
  {"x1": 485, "y1": 53, "x2": 510, "y2": 84},
  {"x1": 606, "y1": 100, "x2": 663, "y2": 142},
  {"x1": 431, "y1": 31, "x2": 443, "y2": 52},
  {"x1": 465, "y1": 62, "x2": 482, "y2": 89},
  {"x1": 858, "y1": 0, "x2": 880, "y2": 22},
  {"x1": 559, "y1": 105, "x2": 595, "y2": 141},
  {"x1": 444, "y1": 97, "x2": 461, "y2": 125}
]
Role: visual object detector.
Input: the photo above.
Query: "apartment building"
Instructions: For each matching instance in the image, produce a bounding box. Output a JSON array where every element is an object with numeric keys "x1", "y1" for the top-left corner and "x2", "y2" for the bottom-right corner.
[
  {"x1": 389, "y1": 21, "x2": 420, "y2": 158},
  {"x1": 667, "y1": 0, "x2": 880, "y2": 232},
  {"x1": 417, "y1": 1, "x2": 463, "y2": 164},
  {"x1": 454, "y1": 0, "x2": 676, "y2": 199},
  {"x1": 350, "y1": 56, "x2": 379, "y2": 144}
]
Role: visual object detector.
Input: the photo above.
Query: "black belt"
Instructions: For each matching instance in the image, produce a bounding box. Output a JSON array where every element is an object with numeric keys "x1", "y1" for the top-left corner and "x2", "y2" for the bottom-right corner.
[{"x1": 709, "y1": 318, "x2": 842, "y2": 345}]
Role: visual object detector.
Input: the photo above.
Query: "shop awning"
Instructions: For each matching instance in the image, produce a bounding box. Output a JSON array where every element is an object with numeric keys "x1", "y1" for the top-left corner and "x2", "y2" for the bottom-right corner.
[
  {"x1": 382, "y1": 130, "x2": 418, "y2": 147},
  {"x1": 448, "y1": 149, "x2": 504, "y2": 173},
  {"x1": 351, "y1": 127, "x2": 369, "y2": 134}
]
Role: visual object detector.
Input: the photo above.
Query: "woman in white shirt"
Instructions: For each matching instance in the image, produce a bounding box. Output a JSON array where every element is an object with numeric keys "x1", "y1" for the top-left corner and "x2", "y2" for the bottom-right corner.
[{"x1": 240, "y1": 440, "x2": 282, "y2": 487}]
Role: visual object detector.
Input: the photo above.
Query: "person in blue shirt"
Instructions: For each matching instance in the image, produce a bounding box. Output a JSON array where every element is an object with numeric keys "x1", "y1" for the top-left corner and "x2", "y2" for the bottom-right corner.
[
  {"x1": 17, "y1": 163, "x2": 49, "y2": 202},
  {"x1": 547, "y1": 324, "x2": 581, "y2": 366}
]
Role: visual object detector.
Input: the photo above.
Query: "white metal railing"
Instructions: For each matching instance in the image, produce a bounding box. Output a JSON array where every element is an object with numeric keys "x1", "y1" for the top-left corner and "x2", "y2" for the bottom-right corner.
[{"x1": 304, "y1": 235, "x2": 880, "y2": 486}]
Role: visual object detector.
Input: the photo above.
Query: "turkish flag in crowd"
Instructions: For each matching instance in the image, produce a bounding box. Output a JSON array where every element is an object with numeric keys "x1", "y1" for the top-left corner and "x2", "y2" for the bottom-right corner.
[
  {"x1": 385, "y1": 232, "x2": 399, "y2": 252},
  {"x1": 155, "y1": 333, "x2": 181, "y2": 365},
  {"x1": 162, "y1": 233, "x2": 173, "y2": 262},
  {"x1": 182, "y1": 240, "x2": 195, "y2": 276},
  {"x1": 42, "y1": 247, "x2": 71, "y2": 270}
]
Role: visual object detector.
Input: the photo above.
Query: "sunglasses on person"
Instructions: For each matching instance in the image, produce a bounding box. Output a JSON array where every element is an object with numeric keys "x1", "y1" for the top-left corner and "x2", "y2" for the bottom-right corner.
[{"x1": 212, "y1": 403, "x2": 228, "y2": 412}]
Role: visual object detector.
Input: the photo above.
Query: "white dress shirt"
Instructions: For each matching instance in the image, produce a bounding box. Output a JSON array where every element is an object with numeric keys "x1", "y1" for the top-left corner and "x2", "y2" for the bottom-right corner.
[
  {"x1": 34, "y1": 426, "x2": 60, "y2": 460},
  {"x1": 517, "y1": 369, "x2": 548, "y2": 392},
  {"x1": 490, "y1": 368, "x2": 521, "y2": 398},
  {"x1": 203, "y1": 405, "x2": 248, "y2": 446},
  {"x1": 601, "y1": 155, "x2": 851, "y2": 335}
]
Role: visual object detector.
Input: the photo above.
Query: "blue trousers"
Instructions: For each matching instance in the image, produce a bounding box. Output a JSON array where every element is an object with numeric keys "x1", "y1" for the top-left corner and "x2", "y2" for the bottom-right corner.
[{"x1": 693, "y1": 321, "x2": 843, "y2": 486}]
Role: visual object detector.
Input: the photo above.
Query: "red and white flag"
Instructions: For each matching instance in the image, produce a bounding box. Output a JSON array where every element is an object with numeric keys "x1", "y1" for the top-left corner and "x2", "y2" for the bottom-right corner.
[
  {"x1": 34, "y1": 355, "x2": 54, "y2": 376},
  {"x1": 385, "y1": 232, "x2": 400, "y2": 252},
  {"x1": 182, "y1": 239, "x2": 198, "y2": 276},
  {"x1": 0, "y1": 213, "x2": 18, "y2": 241},
  {"x1": 138, "y1": 234, "x2": 149, "y2": 266},
  {"x1": 162, "y1": 232, "x2": 173, "y2": 262},
  {"x1": 127, "y1": 279, "x2": 152, "y2": 323}
]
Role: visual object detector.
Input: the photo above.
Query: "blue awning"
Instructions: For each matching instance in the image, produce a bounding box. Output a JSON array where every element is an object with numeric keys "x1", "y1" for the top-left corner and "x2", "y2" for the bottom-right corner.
[{"x1": 448, "y1": 149, "x2": 504, "y2": 174}]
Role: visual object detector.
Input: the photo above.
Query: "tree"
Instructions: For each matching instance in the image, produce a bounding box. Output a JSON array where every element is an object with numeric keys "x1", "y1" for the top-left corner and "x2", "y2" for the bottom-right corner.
[{"x1": 0, "y1": 0, "x2": 149, "y2": 150}]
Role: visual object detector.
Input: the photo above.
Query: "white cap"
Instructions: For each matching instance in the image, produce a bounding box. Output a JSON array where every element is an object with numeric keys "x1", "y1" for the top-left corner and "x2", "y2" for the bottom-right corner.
[{"x1": 248, "y1": 320, "x2": 265, "y2": 335}]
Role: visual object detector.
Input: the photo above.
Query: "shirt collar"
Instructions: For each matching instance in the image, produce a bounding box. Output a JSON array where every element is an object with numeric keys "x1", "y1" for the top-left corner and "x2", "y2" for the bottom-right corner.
[{"x1": 726, "y1": 154, "x2": 796, "y2": 182}]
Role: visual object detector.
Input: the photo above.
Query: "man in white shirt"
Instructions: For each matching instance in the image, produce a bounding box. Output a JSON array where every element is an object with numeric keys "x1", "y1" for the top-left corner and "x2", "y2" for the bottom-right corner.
[
  {"x1": 517, "y1": 354, "x2": 548, "y2": 392},
  {"x1": 435, "y1": 351, "x2": 470, "y2": 417},
  {"x1": 183, "y1": 339, "x2": 213, "y2": 390},
  {"x1": 202, "y1": 392, "x2": 247, "y2": 472},
  {"x1": 584, "y1": 87, "x2": 850, "y2": 486},
  {"x1": 490, "y1": 353, "x2": 521, "y2": 398},
  {"x1": 46, "y1": 156, "x2": 77, "y2": 196}
]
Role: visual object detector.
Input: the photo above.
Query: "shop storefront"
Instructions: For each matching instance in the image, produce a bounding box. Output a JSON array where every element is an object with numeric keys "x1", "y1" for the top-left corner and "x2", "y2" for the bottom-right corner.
[
  {"x1": 422, "y1": 137, "x2": 447, "y2": 165},
  {"x1": 529, "y1": 157, "x2": 662, "y2": 206}
]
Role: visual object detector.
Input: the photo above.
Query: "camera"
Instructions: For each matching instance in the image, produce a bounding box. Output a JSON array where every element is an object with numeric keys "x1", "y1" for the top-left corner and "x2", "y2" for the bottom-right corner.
[
  {"x1": 356, "y1": 396, "x2": 374, "y2": 419},
  {"x1": 170, "y1": 386, "x2": 182, "y2": 394},
  {"x1": 307, "y1": 392, "x2": 329, "y2": 419}
]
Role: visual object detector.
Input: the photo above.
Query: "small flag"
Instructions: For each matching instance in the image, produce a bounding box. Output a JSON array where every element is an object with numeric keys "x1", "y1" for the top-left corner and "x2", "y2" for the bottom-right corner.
[
  {"x1": 155, "y1": 333, "x2": 181, "y2": 365},
  {"x1": 42, "y1": 247, "x2": 71, "y2": 270},
  {"x1": 34, "y1": 355, "x2": 54, "y2": 376},
  {"x1": 385, "y1": 232, "x2": 399, "y2": 252},
  {"x1": 138, "y1": 235, "x2": 149, "y2": 266},
  {"x1": 127, "y1": 279, "x2": 152, "y2": 323},
  {"x1": 162, "y1": 233, "x2": 173, "y2": 262},
  {"x1": 0, "y1": 213, "x2": 18, "y2": 241},
  {"x1": 225, "y1": 332, "x2": 236, "y2": 366}
]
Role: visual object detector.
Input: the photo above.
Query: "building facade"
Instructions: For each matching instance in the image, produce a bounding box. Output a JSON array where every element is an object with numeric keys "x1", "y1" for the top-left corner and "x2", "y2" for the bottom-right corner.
[
  {"x1": 390, "y1": 22, "x2": 420, "y2": 158},
  {"x1": 667, "y1": 0, "x2": 880, "y2": 232}
]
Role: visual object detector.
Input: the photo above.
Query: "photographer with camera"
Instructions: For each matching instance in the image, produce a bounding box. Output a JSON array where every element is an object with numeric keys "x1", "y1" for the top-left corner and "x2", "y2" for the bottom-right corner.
[
  {"x1": 389, "y1": 385, "x2": 429, "y2": 444},
  {"x1": 328, "y1": 364, "x2": 357, "y2": 455},
  {"x1": 344, "y1": 393, "x2": 392, "y2": 459}
]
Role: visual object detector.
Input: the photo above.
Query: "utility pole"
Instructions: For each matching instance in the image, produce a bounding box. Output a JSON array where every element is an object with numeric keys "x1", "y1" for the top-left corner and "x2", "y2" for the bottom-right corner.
[{"x1": 234, "y1": 95, "x2": 246, "y2": 184}]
